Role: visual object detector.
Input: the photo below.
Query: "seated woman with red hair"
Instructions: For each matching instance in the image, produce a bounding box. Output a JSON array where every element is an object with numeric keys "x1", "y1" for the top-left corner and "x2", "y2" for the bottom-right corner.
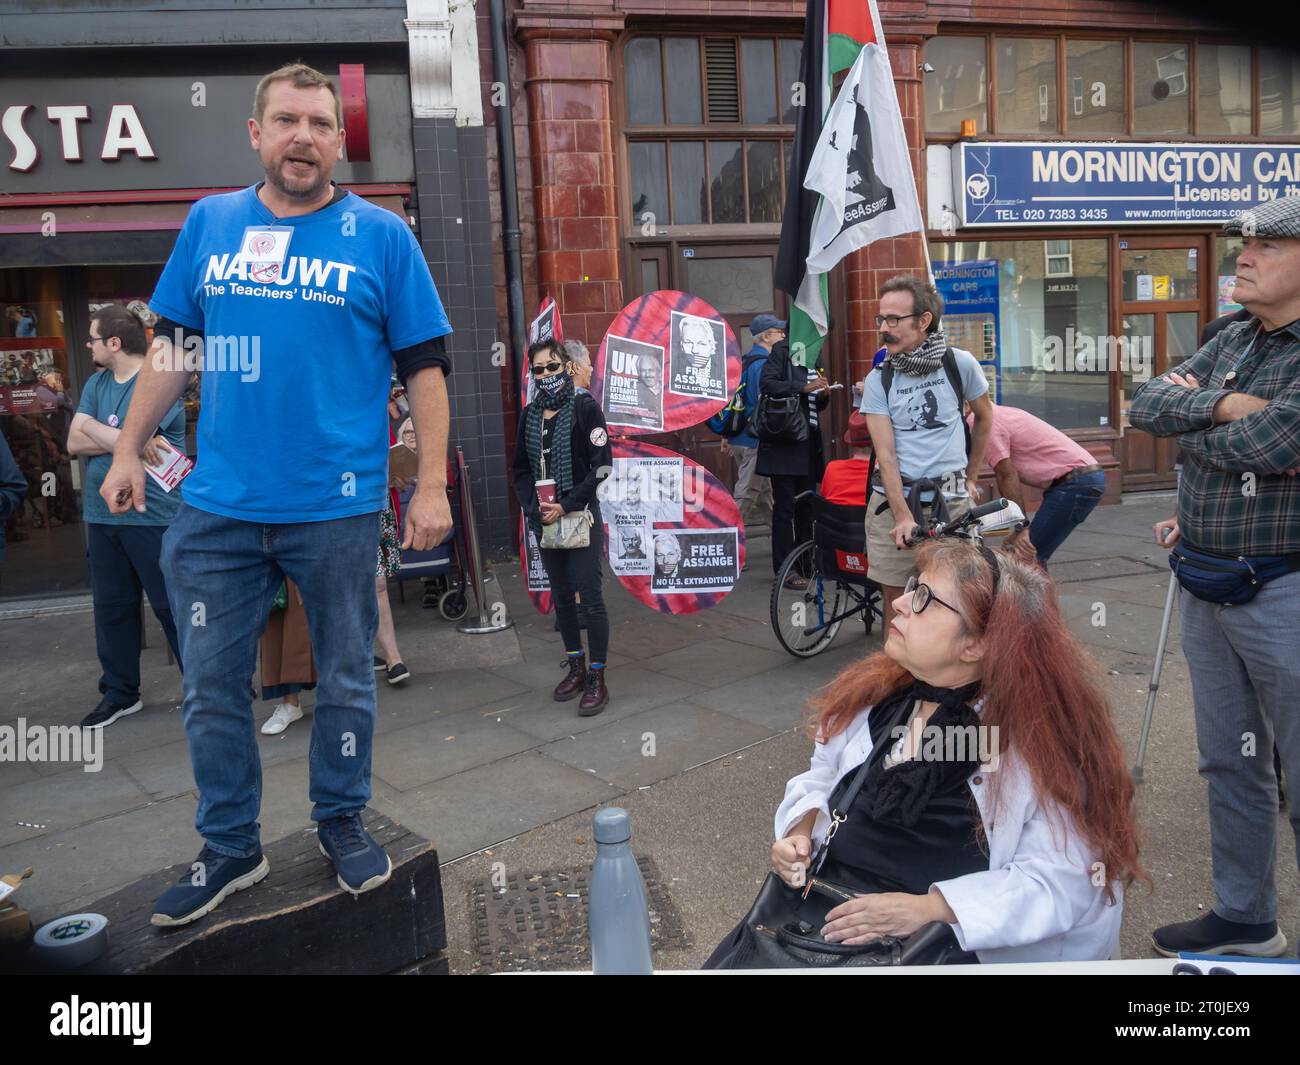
[{"x1": 708, "y1": 540, "x2": 1147, "y2": 965}]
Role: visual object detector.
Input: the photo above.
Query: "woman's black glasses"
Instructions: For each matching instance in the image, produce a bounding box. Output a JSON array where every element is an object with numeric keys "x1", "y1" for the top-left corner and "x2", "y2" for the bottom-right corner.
[
  {"x1": 531, "y1": 362, "x2": 564, "y2": 376},
  {"x1": 903, "y1": 575, "x2": 962, "y2": 616}
]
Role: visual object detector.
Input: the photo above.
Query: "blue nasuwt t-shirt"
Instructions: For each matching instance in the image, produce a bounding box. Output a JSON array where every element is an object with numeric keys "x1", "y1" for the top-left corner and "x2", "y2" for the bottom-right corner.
[
  {"x1": 148, "y1": 185, "x2": 451, "y2": 523},
  {"x1": 77, "y1": 368, "x2": 186, "y2": 526}
]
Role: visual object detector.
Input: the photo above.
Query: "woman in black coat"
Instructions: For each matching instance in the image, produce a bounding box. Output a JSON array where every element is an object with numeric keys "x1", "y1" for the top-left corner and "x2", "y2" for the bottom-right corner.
[
  {"x1": 511, "y1": 339, "x2": 614, "y2": 715},
  {"x1": 756, "y1": 339, "x2": 831, "y2": 585}
]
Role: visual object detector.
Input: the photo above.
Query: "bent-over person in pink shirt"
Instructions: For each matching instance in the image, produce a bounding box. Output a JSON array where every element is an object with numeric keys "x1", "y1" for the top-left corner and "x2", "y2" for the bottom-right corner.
[{"x1": 966, "y1": 402, "x2": 1105, "y2": 565}]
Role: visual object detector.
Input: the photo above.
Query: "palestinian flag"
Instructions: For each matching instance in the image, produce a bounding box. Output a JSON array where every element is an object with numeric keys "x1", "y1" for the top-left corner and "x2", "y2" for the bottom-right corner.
[{"x1": 776, "y1": 1, "x2": 905, "y2": 368}]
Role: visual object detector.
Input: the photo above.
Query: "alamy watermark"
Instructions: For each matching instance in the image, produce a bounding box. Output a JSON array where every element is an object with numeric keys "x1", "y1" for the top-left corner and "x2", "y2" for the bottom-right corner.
[
  {"x1": 1040, "y1": 328, "x2": 1152, "y2": 382},
  {"x1": 152, "y1": 328, "x2": 261, "y2": 382},
  {"x1": 0, "y1": 718, "x2": 103, "y2": 772},
  {"x1": 888, "y1": 719, "x2": 1001, "y2": 772}
]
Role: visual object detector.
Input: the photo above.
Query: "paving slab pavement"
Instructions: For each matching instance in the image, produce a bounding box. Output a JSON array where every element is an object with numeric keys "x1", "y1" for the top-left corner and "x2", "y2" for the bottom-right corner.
[{"x1": 2, "y1": 492, "x2": 1295, "y2": 968}]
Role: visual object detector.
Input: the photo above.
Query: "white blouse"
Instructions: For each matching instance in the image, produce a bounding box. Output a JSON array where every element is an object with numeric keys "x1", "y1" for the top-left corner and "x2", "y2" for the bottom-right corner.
[{"x1": 774, "y1": 706, "x2": 1124, "y2": 963}]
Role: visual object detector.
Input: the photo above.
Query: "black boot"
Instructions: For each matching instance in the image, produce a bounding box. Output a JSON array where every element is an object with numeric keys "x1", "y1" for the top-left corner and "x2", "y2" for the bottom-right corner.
[{"x1": 553, "y1": 653, "x2": 586, "y2": 702}]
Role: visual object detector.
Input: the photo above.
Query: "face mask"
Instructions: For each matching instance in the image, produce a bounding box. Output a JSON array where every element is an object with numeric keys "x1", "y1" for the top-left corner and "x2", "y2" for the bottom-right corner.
[{"x1": 536, "y1": 373, "x2": 569, "y2": 396}]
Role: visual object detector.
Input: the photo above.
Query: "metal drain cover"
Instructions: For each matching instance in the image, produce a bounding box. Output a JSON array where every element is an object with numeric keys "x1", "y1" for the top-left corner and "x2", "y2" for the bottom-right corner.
[{"x1": 469, "y1": 856, "x2": 689, "y2": 972}]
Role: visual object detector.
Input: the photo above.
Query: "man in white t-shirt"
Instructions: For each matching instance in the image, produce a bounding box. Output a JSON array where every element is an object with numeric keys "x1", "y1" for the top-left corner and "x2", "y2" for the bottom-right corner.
[{"x1": 859, "y1": 275, "x2": 993, "y2": 624}]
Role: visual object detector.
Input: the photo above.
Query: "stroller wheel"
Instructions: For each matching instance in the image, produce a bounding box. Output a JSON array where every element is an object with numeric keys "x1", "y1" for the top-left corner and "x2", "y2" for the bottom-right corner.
[{"x1": 439, "y1": 588, "x2": 469, "y2": 621}]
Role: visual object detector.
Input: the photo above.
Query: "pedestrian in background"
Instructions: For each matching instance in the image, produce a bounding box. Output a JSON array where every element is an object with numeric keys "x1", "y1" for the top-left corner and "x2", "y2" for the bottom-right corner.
[
  {"x1": 512, "y1": 339, "x2": 613, "y2": 715},
  {"x1": 968, "y1": 400, "x2": 1104, "y2": 565},
  {"x1": 757, "y1": 337, "x2": 832, "y2": 587},
  {"x1": 260, "y1": 577, "x2": 316, "y2": 735},
  {"x1": 67, "y1": 304, "x2": 185, "y2": 728}
]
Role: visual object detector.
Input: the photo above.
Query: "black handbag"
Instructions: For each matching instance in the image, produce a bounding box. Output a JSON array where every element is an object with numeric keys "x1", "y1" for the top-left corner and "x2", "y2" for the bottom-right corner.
[
  {"x1": 753, "y1": 350, "x2": 810, "y2": 445},
  {"x1": 753, "y1": 393, "x2": 810, "y2": 445},
  {"x1": 703, "y1": 757, "x2": 972, "y2": 969}
]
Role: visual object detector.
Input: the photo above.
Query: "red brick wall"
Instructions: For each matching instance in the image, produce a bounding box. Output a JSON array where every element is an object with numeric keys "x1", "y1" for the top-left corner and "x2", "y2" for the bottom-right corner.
[{"x1": 523, "y1": 33, "x2": 621, "y2": 351}]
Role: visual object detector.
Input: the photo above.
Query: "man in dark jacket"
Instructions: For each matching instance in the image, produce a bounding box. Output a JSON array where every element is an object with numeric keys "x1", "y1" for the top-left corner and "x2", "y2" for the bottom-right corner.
[{"x1": 756, "y1": 339, "x2": 832, "y2": 584}]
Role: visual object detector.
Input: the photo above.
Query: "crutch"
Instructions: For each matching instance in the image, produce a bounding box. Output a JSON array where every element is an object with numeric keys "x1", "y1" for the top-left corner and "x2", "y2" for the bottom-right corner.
[{"x1": 1133, "y1": 559, "x2": 1178, "y2": 784}]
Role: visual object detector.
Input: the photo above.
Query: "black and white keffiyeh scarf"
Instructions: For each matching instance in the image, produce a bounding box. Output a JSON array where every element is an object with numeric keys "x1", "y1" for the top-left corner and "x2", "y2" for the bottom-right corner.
[{"x1": 884, "y1": 330, "x2": 948, "y2": 378}]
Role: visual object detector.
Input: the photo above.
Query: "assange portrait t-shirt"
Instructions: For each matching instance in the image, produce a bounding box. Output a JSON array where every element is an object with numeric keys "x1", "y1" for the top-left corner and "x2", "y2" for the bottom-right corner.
[
  {"x1": 859, "y1": 346, "x2": 987, "y2": 484},
  {"x1": 148, "y1": 185, "x2": 451, "y2": 523}
]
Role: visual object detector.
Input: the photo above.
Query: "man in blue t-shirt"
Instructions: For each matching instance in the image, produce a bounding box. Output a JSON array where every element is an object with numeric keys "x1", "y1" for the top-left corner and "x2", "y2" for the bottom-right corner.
[
  {"x1": 68, "y1": 305, "x2": 185, "y2": 729},
  {"x1": 99, "y1": 64, "x2": 453, "y2": 926}
]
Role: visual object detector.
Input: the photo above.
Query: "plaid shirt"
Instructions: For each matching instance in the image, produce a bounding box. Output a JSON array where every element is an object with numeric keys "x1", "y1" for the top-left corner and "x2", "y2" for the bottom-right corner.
[{"x1": 1129, "y1": 315, "x2": 1300, "y2": 556}]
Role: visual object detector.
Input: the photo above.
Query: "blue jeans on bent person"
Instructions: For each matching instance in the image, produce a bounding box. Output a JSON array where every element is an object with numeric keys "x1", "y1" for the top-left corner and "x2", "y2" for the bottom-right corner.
[
  {"x1": 160, "y1": 502, "x2": 380, "y2": 859},
  {"x1": 1028, "y1": 470, "x2": 1105, "y2": 564}
]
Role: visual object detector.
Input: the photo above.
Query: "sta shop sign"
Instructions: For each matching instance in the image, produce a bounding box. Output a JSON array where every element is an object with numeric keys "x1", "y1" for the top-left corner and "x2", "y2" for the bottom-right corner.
[{"x1": 3, "y1": 104, "x2": 156, "y2": 170}]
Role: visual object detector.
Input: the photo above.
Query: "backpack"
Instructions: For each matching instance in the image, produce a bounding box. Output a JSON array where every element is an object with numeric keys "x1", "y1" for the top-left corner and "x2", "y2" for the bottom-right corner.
[{"x1": 708, "y1": 351, "x2": 768, "y2": 438}]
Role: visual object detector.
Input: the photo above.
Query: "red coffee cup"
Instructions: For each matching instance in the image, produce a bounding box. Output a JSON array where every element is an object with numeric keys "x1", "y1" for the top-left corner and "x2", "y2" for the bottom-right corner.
[{"x1": 536, "y1": 479, "x2": 556, "y2": 506}]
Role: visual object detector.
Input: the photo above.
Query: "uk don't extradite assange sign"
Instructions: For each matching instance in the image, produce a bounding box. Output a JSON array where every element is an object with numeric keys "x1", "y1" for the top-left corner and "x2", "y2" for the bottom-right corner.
[{"x1": 956, "y1": 142, "x2": 1300, "y2": 227}]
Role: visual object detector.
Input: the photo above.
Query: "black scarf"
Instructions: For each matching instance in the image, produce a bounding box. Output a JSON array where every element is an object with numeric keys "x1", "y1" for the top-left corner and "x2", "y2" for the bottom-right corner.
[
  {"x1": 524, "y1": 376, "x2": 574, "y2": 531},
  {"x1": 858, "y1": 678, "x2": 984, "y2": 828}
]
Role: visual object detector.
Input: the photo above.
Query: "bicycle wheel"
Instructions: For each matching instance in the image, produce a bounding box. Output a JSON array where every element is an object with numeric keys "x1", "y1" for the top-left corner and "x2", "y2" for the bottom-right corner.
[{"x1": 769, "y1": 542, "x2": 850, "y2": 658}]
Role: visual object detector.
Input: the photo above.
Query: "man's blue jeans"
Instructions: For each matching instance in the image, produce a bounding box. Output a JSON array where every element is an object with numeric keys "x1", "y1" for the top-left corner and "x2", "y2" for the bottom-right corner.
[
  {"x1": 1028, "y1": 470, "x2": 1105, "y2": 564},
  {"x1": 160, "y1": 502, "x2": 380, "y2": 859}
]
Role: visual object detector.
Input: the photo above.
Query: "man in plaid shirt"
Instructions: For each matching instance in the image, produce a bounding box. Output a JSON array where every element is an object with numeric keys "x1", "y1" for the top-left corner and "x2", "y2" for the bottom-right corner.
[{"x1": 1130, "y1": 196, "x2": 1300, "y2": 958}]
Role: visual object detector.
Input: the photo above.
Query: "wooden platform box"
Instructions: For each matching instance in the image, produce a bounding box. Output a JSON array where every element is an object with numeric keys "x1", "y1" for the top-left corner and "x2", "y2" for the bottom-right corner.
[{"x1": 19, "y1": 813, "x2": 446, "y2": 975}]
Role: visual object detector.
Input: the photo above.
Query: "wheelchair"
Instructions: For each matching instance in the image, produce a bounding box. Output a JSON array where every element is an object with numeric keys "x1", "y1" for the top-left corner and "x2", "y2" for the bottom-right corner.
[{"x1": 769, "y1": 491, "x2": 885, "y2": 658}]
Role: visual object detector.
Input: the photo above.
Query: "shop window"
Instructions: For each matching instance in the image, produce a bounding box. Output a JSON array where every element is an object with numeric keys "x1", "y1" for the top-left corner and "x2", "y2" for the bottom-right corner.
[
  {"x1": 1198, "y1": 44, "x2": 1252, "y2": 135},
  {"x1": 1044, "y1": 240, "x2": 1073, "y2": 278},
  {"x1": 931, "y1": 240, "x2": 1110, "y2": 431},
  {"x1": 1121, "y1": 248, "x2": 1198, "y2": 302},
  {"x1": 995, "y1": 38, "x2": 1058, "y2": 134},
  {"x1": 624, "y1": 34, "x2": 799, "y2": 229},
  {"x1": 1065, "y1": 40, "x2": 1125, "y2": 134},
  {"x1": 629, "y1": 141, "x2": 669, "y2": 229},
  {"x1": 746, "y1": 141, "x2": 783, "y2": 223},
  {"x1": 1215, "y1": 236, "x2": 1245, "y2": 317},
  {"x1": 742, "y1": 39, "x2": 780, "y2": 125},
  {"x1": 666, "y1": 38, "x2": 703, "y2": 125},
  {"x1": 670, "y1": 142, "x2": 707, "y2": 225},
  {"x1": 780, "y1": 39, "x2": 804, "y2": 124},
  {"x1": 925, "y1": 36, "x2": 988, "y2": 134},
  {"x1": 625, "y1": 38, "x2": 665, "y2": 126},
  {"x1": 2, "y1": 268, "x2": 79, "y2": 598},
  {"x1": 630, "y1": 136, "x2": 789, "y2": 225},
  {"x1": 1260, "y1": 47, "x2": 1300, "y2": 136},
  {"x1": 708, "y1": 141, "x2": 745, "y2": 223},
  {"x1": 1134, "y1": 42, "x2": 1189, "y2": 135}
]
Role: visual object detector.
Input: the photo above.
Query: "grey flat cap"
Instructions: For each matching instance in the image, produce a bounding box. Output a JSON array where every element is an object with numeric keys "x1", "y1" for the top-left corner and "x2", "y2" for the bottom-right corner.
[{"x1": 1223, "y1": 195, "x2": 1300, "y2": 238}]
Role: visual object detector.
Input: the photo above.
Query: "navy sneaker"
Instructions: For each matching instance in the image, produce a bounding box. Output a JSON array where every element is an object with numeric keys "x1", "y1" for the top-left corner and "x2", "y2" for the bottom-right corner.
[
  {"x1": 1152, "y1": 911, "x2": 1288, "y2": 958},
  {"x1": 318, "y1": 814, "x2": 392, "y2": 895},
  {"x1": 151, "y1": 844, "x2": 269, "y2": 927},
  {"x1": 80, "y1": 695, "x2": 144, "y2": 729}
]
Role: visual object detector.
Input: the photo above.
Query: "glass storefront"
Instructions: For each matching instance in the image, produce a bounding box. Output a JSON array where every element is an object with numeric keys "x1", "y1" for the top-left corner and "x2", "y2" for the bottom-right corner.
[
  {"x1": 931, "y1": 239, "x2": 1111, "y2": 431},
  {"x1": 1, "y1": 263, "x2": 165, "y2": 600}
]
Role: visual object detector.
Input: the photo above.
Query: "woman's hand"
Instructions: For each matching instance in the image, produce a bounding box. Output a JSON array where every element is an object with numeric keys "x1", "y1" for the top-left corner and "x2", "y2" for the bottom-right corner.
[
  {"x1": 540, "y1": 501, "x2": 566, "y2": 525},
  {"x1": 821, "y1": 891, "x2": 943, "y2": 944},
  {"x1": 771, "y1": 834, "x2": 813, "y2": 888}
]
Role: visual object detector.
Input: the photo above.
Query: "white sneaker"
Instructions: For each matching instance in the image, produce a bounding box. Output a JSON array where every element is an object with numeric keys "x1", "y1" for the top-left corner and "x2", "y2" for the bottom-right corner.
[{"x1": 261, "y1": 703, "x2": 304, "y2": 735}]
